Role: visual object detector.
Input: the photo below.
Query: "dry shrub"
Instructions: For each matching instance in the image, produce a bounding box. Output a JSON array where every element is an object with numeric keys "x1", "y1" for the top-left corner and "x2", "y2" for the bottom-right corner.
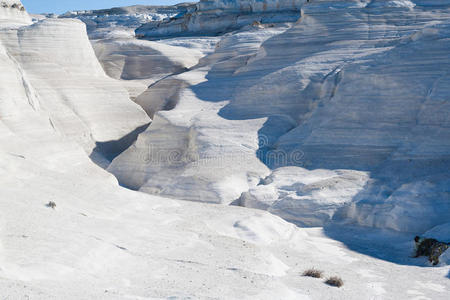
[
  {"x1": 325, "y1": 276, "x2": 344, "y2": 288},
  {"x1": 302, "y1": 268, "x2": 323, "y2": 278},
  {"x1": 46, "y1": 201, "x2": 56, "y2": 209}
]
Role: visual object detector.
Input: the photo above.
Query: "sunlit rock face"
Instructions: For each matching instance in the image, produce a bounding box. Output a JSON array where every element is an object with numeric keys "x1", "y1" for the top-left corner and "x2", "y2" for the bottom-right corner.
[
  {"x1": 109, "y1": 0, "x2": 450, "y2": 233},
  {"x1": 135, "y1": 0, "x2": 306, "y2": 38},
  {"x1": 60, "y1": 4, "x2": 194, "y2": 39},
  {"x1": 0, "y1": 8, "x2": 150, "y2": 162}
]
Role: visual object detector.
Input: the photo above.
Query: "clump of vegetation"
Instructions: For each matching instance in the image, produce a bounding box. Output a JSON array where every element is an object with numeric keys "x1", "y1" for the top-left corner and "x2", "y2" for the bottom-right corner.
[
  {"x1": 46, "y1": 201, "x2": 56, "y2": 209},
  {"x1": 325, "y1": 276, "x2": 344, "y2": 288},
  {"x1": 302, "y1": 268, "x2": 323, "y2": 278}
]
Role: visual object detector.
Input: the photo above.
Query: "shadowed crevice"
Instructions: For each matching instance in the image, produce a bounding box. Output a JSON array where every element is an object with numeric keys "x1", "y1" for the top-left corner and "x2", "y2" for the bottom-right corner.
[{"x1": 90, "y1": 122, "x2": 151, "y2": 168}]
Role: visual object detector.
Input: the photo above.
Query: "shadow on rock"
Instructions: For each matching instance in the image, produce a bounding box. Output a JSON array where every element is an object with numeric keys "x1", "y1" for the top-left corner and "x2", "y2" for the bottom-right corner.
[
  {"x1": 323, "y1": 224, "x2": 441, "y2": 267},
  {"x1": 90, "y1": 122, "x2": 151, "y2": 168}
]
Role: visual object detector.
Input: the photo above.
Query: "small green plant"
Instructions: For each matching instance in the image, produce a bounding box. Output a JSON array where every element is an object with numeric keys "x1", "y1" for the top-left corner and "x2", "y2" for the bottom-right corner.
[
  {"x1": 302, "y1": 268, "x2": 323, "y2": 278},
  {"x1": 325, "y1": 276, "x2": 344, "y2": 288}
]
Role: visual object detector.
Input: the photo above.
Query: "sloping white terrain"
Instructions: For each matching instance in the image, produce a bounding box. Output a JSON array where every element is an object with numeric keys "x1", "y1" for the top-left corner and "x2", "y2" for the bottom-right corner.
[
  {"x1": 1, "y1": 0, "x2": 449, "y2": 298},
  {"x1": 2, "y1": 153, "x2": 449, "y2": 298}
]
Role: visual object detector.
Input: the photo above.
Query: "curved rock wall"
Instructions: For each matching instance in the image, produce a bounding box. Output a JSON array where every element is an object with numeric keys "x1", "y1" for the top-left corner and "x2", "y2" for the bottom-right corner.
[
  {"x1": 0, "y1": 14, "x2": 150, "y2": 161},
  {"x1": 135, "y1": 0, "x2": 305, "y2": 38}
]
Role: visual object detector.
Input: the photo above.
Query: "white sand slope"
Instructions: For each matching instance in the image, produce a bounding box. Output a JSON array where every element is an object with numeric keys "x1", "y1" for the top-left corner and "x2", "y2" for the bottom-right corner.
[{"x1": 1, "y1": 145, "x2": 449, "y2": 299}]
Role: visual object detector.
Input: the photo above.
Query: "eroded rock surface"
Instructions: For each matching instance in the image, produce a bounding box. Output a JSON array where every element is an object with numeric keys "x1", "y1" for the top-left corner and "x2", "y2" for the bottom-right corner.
[{"x1": 109, "y1": 0, "x2": 450, "y2": 233}]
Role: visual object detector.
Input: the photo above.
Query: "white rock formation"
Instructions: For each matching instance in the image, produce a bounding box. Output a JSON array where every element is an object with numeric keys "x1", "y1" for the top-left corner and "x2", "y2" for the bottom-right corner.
[
  {"x1": 109, "y1": 0, "x2": 450, "y2": 234},
  {"x1": 90, "y1": 37, "x2": 217, "y2": 101},
  {"x1": 60, "y1": 4, "x2": 193, "y2": 39},
  {"x1": 0, "y1": 6, "x2": 150, "y2": 163},
  {"x1": 59, "y1": 4, "x2": 220, "y2": 104},
  {"x1": 136, "y1": 0, "x2": 305, "y2": 38},
  {"x1": 108, "y1": 25, "x2": 290, "y2": 203},
  {"x1": 0, "y1": 2, "x2": 305, "y2": 297},
  {"x1": 240, "y1": 167, "x2": 370, "y2": 226},
  {"x1": 1, "y1": 1, "x2": 450, "y2": 298}
]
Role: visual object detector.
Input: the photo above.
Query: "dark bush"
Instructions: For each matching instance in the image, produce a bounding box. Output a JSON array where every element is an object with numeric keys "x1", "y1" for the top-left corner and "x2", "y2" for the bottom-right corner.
[
  {"x1": 302, "y1": 268, "x2": 323, "y2": 278},
  {"x1": 325, "y1": 276, "x2": 344, "y2": 288}
]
